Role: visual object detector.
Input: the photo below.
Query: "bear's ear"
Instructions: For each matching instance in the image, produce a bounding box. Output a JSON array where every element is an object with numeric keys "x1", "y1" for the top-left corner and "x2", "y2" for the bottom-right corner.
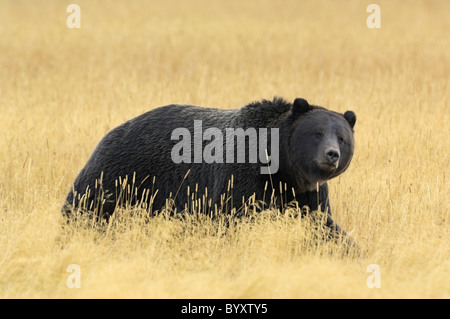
[
  {"x1": 343, "y1": 110, "x2": 356, "y2": 128},
  {"x1": 292, "y1": 98, "x2": 311, "y2": 117}
]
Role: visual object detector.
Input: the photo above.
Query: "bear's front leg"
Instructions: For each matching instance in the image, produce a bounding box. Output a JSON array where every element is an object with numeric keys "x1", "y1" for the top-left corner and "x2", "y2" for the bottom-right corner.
[
  {"x1": 323, "y1": 209, "x2": 359, "y2": 256},
  {"x1": 309, "y1": 184, "x2": 359, "y2": 255}
]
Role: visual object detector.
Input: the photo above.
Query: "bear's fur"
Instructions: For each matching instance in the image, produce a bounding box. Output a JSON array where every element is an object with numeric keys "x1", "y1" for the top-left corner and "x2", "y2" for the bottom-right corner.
[{"x1": 63, "y1": 97, "x2": 356, "y2": 236}]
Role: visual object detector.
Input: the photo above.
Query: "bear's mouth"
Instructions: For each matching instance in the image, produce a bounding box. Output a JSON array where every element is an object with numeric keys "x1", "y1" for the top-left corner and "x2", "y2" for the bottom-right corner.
[{"x1": 317, "y1": 161, "x2": 338, "y2": 172}]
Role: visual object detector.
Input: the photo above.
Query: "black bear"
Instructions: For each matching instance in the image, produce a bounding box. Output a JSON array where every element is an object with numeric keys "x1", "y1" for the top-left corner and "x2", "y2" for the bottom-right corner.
[{"x1": 63, "y1": 97, "x2": 356, "y2": 237}]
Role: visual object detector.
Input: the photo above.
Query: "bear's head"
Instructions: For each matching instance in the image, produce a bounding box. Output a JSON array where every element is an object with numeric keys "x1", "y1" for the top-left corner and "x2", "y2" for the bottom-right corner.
[{"x1": 289, "y1": 98, "x2": 356, "y2": 189}]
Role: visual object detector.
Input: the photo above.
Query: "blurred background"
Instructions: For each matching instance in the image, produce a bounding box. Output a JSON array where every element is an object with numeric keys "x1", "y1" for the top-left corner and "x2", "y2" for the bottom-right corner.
[{"x1": 0, "y1": 0, "x2": 448, "y2": 298}]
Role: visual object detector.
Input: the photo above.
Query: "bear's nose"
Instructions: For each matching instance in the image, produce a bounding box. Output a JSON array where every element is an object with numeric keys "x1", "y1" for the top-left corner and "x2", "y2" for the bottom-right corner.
[{"x1": 325, "y1": 148, "x2": 340, "y2": 165}]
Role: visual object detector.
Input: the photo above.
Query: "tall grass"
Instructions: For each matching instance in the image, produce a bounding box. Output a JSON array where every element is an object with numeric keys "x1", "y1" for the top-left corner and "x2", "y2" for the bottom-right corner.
[{"x1": 0, "y1": 0, "x2": 448, "y2": 298}]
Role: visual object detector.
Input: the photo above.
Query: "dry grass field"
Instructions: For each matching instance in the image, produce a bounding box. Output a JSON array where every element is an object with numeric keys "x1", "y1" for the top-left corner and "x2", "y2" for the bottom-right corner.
[{"x1": 0, "y1": 0, "x2": 448, "y2": 299}]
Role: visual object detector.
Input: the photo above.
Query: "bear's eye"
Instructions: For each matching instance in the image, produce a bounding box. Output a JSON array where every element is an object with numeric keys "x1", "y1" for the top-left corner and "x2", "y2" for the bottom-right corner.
[
  {"x1": 315, "y1": 132, "x2": 324, "y2": 138},
  {"x1": 338, "y1": 136, "x2": 345, "y2": 143}
]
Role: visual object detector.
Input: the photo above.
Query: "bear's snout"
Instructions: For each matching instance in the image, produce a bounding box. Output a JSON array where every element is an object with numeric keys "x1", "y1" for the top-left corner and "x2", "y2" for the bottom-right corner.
[{"x1": 325, "y1": 147, "x2": 340, "y2": 167}]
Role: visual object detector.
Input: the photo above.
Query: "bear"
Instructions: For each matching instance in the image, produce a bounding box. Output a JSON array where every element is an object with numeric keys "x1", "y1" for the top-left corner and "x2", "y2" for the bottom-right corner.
[{"x1": 63, "y1": 97, "x2": 356, "y2": 238}]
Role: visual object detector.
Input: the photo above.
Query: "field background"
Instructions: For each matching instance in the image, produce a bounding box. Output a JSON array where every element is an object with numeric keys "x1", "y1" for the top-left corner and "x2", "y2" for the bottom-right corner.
[{"x1": 0, "y1": 0, "x2": 448, "y2": 298}]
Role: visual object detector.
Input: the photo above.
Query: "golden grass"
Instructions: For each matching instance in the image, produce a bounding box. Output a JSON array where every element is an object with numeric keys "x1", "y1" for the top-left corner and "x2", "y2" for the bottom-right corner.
[{"x1": 0, "y1": 0, "x2": 448, "y2": 298}]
